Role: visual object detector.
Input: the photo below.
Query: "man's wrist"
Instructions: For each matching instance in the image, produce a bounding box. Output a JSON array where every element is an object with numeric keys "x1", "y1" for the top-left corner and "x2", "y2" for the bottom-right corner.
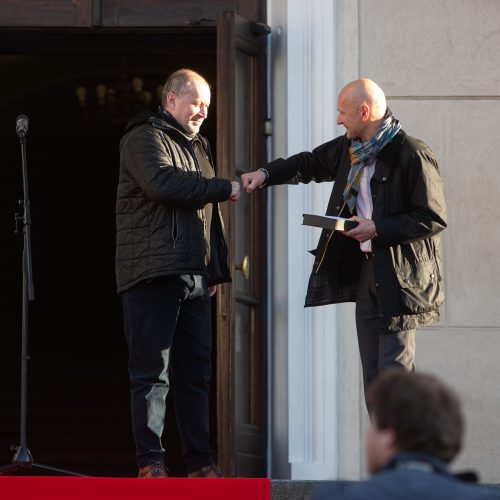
[{"x1": 258, "y1": 167, "x2": 270, "y2": 186}]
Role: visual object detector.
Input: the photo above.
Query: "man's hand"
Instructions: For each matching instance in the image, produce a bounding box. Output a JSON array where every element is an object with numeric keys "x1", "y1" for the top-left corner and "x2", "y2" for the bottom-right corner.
[
  {"x1": 343, "y1": 216, "x2": 377, "y2": 243},
  {"x1": 230, "y1": 181, "x2": 241, "y2": 201},
  {"x1": 208, "y1": 285, "x2": 217, "y2": 297},
  {"x1": 241, "y1": 170, "x2": 267, "y2": 193}
]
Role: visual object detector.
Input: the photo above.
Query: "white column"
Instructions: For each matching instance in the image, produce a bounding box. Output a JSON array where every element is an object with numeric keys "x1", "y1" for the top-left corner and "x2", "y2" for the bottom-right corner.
[
  {"x1": 333, "y1": 0, "x2": 367, "y2": 480},
  {"x1": 268, "y1": 0, "x2": 341, "y2": 480}
]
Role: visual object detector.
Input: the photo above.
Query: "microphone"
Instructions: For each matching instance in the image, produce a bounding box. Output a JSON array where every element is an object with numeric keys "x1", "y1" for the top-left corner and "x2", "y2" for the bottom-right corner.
[{"x1": 16, "y1": 114, "x2": 29, "y2": 137}]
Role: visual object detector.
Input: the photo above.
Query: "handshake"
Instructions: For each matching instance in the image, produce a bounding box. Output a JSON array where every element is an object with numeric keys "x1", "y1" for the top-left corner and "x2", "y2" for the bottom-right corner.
[{"x1": 229, "y1": 169, "x2": 268, "y2": 202}]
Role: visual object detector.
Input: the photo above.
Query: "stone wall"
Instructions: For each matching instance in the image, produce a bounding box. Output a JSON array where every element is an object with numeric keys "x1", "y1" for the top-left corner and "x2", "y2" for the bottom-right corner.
[
  {"x1": 268, "y1": 0, "x2": 500, "y2": 483},
  {"x1": 357, "y1": 0, "x2": 500, "y2": 483}
]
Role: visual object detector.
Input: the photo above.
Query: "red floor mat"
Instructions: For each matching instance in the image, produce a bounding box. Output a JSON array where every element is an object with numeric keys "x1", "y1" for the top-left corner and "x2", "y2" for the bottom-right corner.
[{"x1": 0, "y1": 477, "x2": 271, "y2": 499}]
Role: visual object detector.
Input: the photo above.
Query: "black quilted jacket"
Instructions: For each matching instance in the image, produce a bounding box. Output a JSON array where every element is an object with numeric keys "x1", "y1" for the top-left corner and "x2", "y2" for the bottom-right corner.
[{"x1": 115, "y1": 110, "x2": 232, "y2": 293}]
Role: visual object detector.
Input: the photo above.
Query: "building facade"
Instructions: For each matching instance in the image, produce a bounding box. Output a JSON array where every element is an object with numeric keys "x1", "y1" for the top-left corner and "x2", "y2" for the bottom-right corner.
[
  {"x1": 267, "y1": 0, "x2": 500, "y2": 484},
  {"x1": 0, "y1": 0, "x2": 499, "y2": 483}
]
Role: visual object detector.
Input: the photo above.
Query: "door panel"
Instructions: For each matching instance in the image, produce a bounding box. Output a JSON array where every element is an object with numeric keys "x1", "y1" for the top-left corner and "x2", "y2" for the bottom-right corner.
[
  {"x1": 0, "y1": 1, "x2": 263, "y2": 29},
  {"x1": 0, "y1": 1, "x2": 92, "y2": 26},
  {"x1": 100, "y1": 1, "x2": 263, "y2": 27},
  {"x1": 216, "y1": 10, "x2": 267, "y2": 477}
]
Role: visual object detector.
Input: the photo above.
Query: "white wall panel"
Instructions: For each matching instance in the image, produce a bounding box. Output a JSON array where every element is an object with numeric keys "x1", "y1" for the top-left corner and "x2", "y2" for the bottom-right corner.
[
  {"x1": 418, "y1": 329, "x2": 500, "y2": 483},
  {"x1": 443, "y1": 100, "x2": 500, "y2": 327},
  {"x1": 359, "y1": 0, "x2": 500, "y2": 96}
]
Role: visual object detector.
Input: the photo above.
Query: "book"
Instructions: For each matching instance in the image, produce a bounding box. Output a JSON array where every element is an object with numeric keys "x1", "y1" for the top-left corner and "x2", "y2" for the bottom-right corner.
[{"x1": 302, "y1": 213, "x2": 359, "y2": 231}]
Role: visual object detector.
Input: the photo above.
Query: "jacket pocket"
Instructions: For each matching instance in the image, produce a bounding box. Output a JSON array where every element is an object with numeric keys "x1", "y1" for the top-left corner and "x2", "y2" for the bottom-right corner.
[{"x1": 395, "y1": 260, "x2": 444, "y2": 314}]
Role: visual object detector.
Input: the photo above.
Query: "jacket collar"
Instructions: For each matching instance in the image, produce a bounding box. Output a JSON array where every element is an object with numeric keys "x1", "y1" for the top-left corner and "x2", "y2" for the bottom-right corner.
[
  {"x1": 123, "y1": 107, "x2": 201, "y2": 144},
  {"x1": 372, "y1": 129, "x2": 407, "y2": 182},
  {"x1": 383, "y1": 451, "x2": 449, "y2": 475},
  {"x1": 383, "y1": 451, "x2": 480, "y2": 483},
  {"x1": 156, "y1": 107, "x2": 200, "y2": 142}
]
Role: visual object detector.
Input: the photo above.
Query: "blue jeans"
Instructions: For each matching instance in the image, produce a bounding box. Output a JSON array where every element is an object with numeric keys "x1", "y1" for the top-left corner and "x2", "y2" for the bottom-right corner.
[{"x1": 122, "y1": 275, "x2": 214, "y2": 469}]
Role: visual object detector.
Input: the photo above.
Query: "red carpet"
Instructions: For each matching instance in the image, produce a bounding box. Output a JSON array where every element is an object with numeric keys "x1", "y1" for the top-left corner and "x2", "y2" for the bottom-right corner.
[{"x1": 0, "y1": 477, "x2": 271, "y2": 499}]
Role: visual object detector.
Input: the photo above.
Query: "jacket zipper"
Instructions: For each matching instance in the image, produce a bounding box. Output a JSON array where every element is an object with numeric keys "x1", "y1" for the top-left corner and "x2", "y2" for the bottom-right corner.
[
  {"x1": 171, "y1": 208, "x2": 178, "y2": 248},
  {"x1": 218, "y1": 205, "x2": 228, "y2": 246},
  {"x1": 153, "y1": 120, "x2": 210, "y2": 251}
]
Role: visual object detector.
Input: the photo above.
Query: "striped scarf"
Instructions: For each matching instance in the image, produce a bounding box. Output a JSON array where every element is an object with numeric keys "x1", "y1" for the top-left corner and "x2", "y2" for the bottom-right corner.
[{"x1": 343, "y1": 114, "x2": 401, "y2": 213}]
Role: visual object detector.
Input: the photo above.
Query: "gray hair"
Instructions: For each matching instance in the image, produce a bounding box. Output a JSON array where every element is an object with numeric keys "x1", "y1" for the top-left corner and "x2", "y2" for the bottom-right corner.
[{"x1": 161, "y1": 68, "x2": 210, "y2": 106}]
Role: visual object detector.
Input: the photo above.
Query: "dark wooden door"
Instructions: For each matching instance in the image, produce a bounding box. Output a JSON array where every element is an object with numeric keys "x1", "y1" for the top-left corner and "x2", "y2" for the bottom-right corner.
[{"x1": 216, "y1": 11, "x2": 268, "y2": 477}]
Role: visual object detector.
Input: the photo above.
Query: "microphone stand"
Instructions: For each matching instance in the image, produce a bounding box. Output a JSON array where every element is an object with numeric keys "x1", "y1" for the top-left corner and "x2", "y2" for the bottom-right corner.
[{"x1": 0, "y1": 124, "x2": 85, "y2": 477}]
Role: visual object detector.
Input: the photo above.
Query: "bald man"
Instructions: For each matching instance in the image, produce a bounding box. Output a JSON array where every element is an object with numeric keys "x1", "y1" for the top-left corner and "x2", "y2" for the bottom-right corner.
[
  {"x1": 242, "y1": 79, "x2": 447, "y2": 402},
  {"x1": 117, "y1": 68, "x2": 240, "y2": 477}
]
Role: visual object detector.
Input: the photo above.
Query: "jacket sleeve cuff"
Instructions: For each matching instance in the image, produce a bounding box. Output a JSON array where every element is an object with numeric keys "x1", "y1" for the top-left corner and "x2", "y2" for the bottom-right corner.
[
  {"x1": 218, "y1": 178, "x2": 233, "y2": 201},
  {"x1": 265, "y1": 158, "x2": 297, "y2": 186}
]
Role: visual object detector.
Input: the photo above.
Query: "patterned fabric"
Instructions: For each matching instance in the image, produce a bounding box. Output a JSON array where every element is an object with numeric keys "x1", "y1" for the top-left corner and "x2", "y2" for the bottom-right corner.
[{"x1": 343, "y1": 115, "x2": 401, "y2": 213}]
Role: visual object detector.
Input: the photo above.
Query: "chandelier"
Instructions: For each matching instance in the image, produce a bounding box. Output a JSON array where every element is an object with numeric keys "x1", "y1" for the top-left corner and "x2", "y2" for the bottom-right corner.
[{"x1": 75, "y1": 73, "x2": 164, "y2": 127}]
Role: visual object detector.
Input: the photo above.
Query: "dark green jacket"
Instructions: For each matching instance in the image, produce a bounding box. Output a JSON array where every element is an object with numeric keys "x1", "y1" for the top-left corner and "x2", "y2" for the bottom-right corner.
[
  {"x1": 265, "y1": 130, "x2": 447, "y2": 332},
  {"x1": 116, "y1": 111, "x2": 232, "y2": 294}
]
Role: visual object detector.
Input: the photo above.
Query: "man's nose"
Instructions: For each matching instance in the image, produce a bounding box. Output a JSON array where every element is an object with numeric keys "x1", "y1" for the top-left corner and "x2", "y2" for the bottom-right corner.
[
  {"x1": 199, "y1": 105, "x2": 208, "y2": 118},
  {"x1": 336, "y1": 114, "x2": 342, "y2": 125}
]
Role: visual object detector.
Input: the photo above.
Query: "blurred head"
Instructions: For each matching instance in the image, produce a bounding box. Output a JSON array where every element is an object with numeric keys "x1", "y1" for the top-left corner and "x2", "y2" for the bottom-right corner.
[
  {"x1": 336, "y1": 78, "x2": 387, "y2": 142},
  {"x1": 365, "y1": 370, "x2": 464, "y2": 474},
  {"x1": 162, "y1": 68, "x2": 211, "y2": 136}
]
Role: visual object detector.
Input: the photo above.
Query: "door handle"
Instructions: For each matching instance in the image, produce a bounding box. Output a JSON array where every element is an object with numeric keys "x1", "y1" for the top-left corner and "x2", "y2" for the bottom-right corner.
[{"x1": 236, "y1": 255, "x2": 250, "y2": 280}]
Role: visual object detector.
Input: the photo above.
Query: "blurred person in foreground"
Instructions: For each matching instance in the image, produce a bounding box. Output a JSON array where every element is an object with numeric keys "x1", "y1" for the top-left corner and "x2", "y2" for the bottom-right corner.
[{"x1": 314, "y1": 370, "x2": 500, "y2": 499}]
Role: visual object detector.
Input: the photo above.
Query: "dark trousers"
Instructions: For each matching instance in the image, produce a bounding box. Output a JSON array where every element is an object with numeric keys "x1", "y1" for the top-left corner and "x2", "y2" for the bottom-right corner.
[
  {"x1": 355, "y1": 255, "x2": 416, "y2": 397},
  {"x1": 122, "y1": 275, "x2": 214, "y2": 469}
]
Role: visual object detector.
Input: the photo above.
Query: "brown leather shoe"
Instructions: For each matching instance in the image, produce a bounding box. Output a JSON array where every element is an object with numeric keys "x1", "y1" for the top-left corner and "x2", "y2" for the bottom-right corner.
[
  {"x1": 187, "y1": 464, "x2": 223, "y2": 478},
  {"x1": 138, "y1": 462, "x2": 168, "y2": 478}
]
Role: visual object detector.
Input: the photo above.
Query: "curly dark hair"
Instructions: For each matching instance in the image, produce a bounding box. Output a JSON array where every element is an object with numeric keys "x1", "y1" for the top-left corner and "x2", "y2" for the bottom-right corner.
[{"x1": 366, "y1": 370, "x2": 464, "y2": 464}]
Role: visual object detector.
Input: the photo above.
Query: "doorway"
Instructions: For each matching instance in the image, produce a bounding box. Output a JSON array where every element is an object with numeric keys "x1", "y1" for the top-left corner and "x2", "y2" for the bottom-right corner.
[
  {"x1": 0, "y1": 25, "x2": 267, "y2": 478},
  {"x1": 0, "y1": 49, "x2": 216, "y2": 477}
]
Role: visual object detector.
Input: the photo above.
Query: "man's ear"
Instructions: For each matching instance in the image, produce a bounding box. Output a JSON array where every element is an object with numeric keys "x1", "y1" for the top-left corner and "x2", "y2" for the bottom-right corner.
[
  {"x1": 360, "y1": 103, "x2": 370, "y2": 121},
  {"x1": 379, "y1": 427, "x2": 398, "y2": 454},
  {"x1": 166, "y1": 91, "x2": 176, "y2": 111}
]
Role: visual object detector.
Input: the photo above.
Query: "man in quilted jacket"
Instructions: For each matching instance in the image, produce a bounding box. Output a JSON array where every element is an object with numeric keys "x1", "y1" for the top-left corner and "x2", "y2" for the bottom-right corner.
[{"x1": 116, "y1": 68, "x2": 240, "y2": 478}]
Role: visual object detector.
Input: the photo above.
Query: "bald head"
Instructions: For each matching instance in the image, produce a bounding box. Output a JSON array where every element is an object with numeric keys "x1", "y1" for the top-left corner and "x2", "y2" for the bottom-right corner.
[
  {"x1": 161, "y1": 68, "x2": 209, "y2": 106},
  {"x1": 337, "y1": 79, "x2": 387, "y2": 141},
  {"x1": 163, "y1": 68, "x2": 211, "y2": 136},
  {"x1": 340, "y1": 79, "x2": 386, "y2": 120}
]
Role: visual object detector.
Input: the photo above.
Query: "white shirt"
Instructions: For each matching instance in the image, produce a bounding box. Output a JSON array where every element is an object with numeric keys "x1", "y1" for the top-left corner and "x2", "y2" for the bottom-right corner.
[{"x1": 356, "y1": 158, "x2": 376, "y2": 253}]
